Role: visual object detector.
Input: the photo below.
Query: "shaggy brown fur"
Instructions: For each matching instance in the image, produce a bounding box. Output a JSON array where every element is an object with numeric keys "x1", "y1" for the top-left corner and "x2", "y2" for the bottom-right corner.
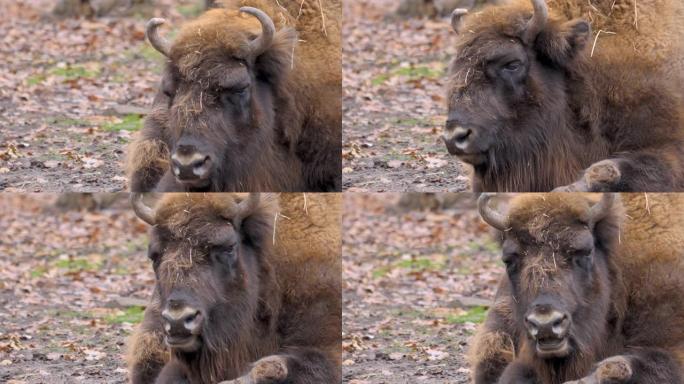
[
  {"x1": 126, "y1": 0, "x2": 341, "y2": 192},
  {"x1": 126, "y1": 193, "x2": 341, "y2": 384},
  {"x1": 444, "y1": 0, "x2": 684, "y2": 192},
  {"x1": 469, "y1": 193, "x2": 684, "y2": 383}
]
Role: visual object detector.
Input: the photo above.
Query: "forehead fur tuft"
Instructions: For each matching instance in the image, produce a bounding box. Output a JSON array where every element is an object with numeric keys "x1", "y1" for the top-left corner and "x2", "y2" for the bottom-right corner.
[
  {"x1": 456, "y1": 0, "x2": 563, "y2": 46},
  {"x1": 153, "y1": 193, "x2": 278, "y2": 233},
  {"x1": 507, "y1": 194, "x2": 599, "y2": 237},
  {"x1": 170, "y1": 1, "x2": 294, "y2": 67}
]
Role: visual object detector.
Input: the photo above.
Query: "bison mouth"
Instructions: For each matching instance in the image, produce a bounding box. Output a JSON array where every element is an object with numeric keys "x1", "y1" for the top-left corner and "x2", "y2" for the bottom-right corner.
[
  {"x1": 441, "y1": 135, "x2": 488, "y2": 165},
  {"x1": 166, "y1": 334, "x2": 201, "y2": 352},
  {"x1": 535, "y1": 336, "x2": 570, "y2": 358},
  {"x1": 455, "y1": 152, "x2": 488, "y2": 165}
]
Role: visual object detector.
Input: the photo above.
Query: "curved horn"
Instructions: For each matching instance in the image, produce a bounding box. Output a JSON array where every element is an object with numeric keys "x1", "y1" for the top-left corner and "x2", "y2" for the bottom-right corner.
[
  {"x1": 240, "y1": 7, "x2": 275, "y2": 57},
  {"x1": 589, "y1": 193, "x2": 615, "y2": 222},
  {"x1": 131, "y1": 193, "x2": 156, "y2": 225},
  {"x1": 523, "y1": 0, "x2": 549, "y2": 43},
  {"x1": 146, "y1": 18, "x2": 171, "y2": 57},
  {"x1": 478, "y1": 194, "x2": 508, "y2": 230},
  {"x1": 451, "y1": 8, "x2": 469, "y2": 33}
]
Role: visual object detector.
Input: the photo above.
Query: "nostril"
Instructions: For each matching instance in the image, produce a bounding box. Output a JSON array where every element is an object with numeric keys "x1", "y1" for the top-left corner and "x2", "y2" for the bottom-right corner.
[
  {"x1": 454, "y1": 128, "x2": 472, "y2": 144},
  {"x1": 184, "y1": 311, "x2": 201, "y2": 331},
  {"x1": 193, "y1": 156, "x2": 211, "y2": 170},
  {"x1": 185, "y1": 310, "x2": 200, "y2": 324},
  {"x1": 552, "y1": 315, "x2": 567, "y2": 328}
]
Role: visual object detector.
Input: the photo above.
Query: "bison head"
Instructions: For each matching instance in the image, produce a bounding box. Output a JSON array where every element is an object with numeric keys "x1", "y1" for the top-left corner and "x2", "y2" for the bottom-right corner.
[
  {"x1": 478, "y1": 193, "x2": 621, "y2": 362},
  {"x1": 146, "y1": 7, "x2": 296, "y2": 190},
  {"x1": 131, "y1": 193, "x2": 276, "y2": 356},
  {"x1": 443, "y1": 0, "x2": 591, "y2": 167}
]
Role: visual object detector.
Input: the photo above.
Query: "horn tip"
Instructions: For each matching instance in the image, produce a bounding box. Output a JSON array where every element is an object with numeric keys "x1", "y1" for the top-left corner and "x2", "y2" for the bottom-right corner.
[{"x1": 147, "y1": 18, "x2": 166, "y2": 28}]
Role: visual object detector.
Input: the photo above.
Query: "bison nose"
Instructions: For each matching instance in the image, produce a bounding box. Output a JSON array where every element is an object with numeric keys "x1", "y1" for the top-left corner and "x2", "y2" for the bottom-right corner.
[
  {"x1": 443, "y1": 122, "x2": 474, "y2": 154},
  {"x1": 525, "y1": 306, "x2": 570, "y2": 340},
  {"x1": 161, "y1": 303, "x2": 202, "y2": 335},
  {"x1": 171, "y1": 147, "x2": 213, "y2": 181}
]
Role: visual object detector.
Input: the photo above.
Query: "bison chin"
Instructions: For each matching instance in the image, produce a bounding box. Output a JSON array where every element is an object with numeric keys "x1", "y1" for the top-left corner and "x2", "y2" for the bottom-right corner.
[
  {"x1": 442, "y1": 123, "x2": 494, "y2": 166},
  {"x1": 165, "y1": 334, "x2": 202, "y2": 353},
  {"x1": 533, "y1": 336, "x2": 571, "y2": 359},
  {"x1": 523, "y1": 308, "x2": 574, "y2": 360}
]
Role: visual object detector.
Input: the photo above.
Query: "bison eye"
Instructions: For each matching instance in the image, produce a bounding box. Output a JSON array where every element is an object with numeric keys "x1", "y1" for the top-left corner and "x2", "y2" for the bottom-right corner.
[
  {"x1": 502, "y1": 60, "x2": 522, "y2": 72},
  {"x1": 147, "y1": 243, "x2": 160, "y2": 259},
  {"x1": 219, "y1": 86, "x2": 250, "y2": 107},
  {"x1": 211, "y1": 245, "x2": 237, "y2": 266},
  {"x1": 571, "y1": 248, "x2": 593, "y2": 270},
  {"x1": 502, "y1": 252, "x2": 520, "y2": 274}
]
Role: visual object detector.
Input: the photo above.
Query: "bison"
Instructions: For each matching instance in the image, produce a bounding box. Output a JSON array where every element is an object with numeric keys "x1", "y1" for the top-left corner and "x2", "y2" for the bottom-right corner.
[
  {"x1": 469, "y1": 193, "x2": 684, "y2": 383},
  {"x1": 126, "y1": 0, "x2": 342, "y2": 192},
  {"x1": 125, "y1": 192, "x2": 341, "y2": 383},
  {"x1": 442, "y1": 0, "x2": 684, "y2": 192}
]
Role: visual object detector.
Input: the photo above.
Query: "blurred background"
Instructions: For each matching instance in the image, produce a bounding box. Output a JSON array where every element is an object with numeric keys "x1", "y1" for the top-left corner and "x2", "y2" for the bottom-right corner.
[
  {"x1": 0, "y1": 193, "x2": 152, "y2": 383},
  {"x1": 343, "y1": 193, "x2": 503, "y2": 383}
]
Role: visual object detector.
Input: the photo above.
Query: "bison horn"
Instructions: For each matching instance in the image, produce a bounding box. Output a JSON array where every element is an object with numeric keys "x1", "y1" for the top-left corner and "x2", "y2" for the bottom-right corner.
[
  {"x1": 589, "y1": 193, "x2": 615, "y2": 222},
  {"x1": 240, "y1": 7, "x2": 275, "y2": 57},
  {"x1": 131, "y1": 193, "x2": 156, "y2": 226},
  {"x1": 146, "y1": 18, "x2": 172, "y2": 58},
  {"x1": 451, "y1": 8, "x2": 469, "y2": 33},
  {"x1": 523, "y1": 0, "x2": 549, "y2": 43},
  {"x1": 478, "y1": 194, "x2": 508, "y2": 230}
]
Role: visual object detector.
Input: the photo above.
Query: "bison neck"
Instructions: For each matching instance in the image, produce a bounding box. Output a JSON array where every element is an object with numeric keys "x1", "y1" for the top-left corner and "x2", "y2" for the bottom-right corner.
[
  {"x1": 472, "y1": 105, "x2": 608, "y2": 192},
  {"x1": 473, "y1": 129, "x2": 588, "y2": 192},
  {"x1": 176, "y1": 320, "x2": 279, "y2": 384},
  {"x1": 533, "y1": 357, "x2": 599, "y2": 384},
  {"x1": 217, "y1": 142, "x2": 305, "y2": 192}
]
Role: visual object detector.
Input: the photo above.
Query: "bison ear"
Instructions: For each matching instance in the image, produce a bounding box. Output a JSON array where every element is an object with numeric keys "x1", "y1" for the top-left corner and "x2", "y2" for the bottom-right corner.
[
  {"x1": 534, "y1": 18, "x2": 591, "y2": 67},
  {"x1": 592, "y1": 195, "x2": 623, "y2": 256},
  {"x1": 239, "y1": 193, "x2": 279, "y2": 251},
  {"x1": 253, "y1": 27, "x2": 297, "y2": 85}
]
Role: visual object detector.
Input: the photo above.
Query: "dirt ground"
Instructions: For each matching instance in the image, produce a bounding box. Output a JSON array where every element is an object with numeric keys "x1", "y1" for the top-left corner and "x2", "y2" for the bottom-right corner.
[
  {"x1": 0, "y1": 0, "x2": 206, "y2": 192},
  {"x1": 342, "y1": 0, "x2": 470, "y2": 192},
  {"x1": 0, "y1": 194, "x2": 153, "y2": 383},
  {"x1": 342, "y1": 194, "x2": 502, "y2": 383}
]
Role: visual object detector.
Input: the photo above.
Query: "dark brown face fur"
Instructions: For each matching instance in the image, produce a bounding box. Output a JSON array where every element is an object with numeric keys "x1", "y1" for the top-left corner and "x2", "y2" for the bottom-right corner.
[
  {"x1": 152, "y1": 9, "x2": 297, "y2": 191},
  {"x1": 500, "y1": 195, "x2": 620, "y2": 371},
  {"x1": 146, "y1": 194, "x2": 275, "y2": 368},
  {"x1": 444, "y1": 1, "x2": 591, "y2": 187}
]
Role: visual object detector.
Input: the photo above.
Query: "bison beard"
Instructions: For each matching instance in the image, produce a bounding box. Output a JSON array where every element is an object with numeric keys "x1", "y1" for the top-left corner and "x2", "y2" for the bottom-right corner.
[
  {"x1": 469, "y1": 193, "x2": 684, "y2": 384},
  {"x1": 126, "y1": 193, "x2": 342, "y2": 384},
  {"x1": 126, "y1": 0, "x2": 342, "y2": 193},
  {"x1": 443, "y1": 0, "x2": 684, "y2": 192}
]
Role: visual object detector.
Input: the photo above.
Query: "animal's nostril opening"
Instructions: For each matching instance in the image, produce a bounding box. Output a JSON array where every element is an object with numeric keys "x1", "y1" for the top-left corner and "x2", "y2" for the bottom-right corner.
[
  {"x1": 552, "y1": 315, "x2": 567, "y2": 328},
  {"x1": 184, "y1": 311, "x2": 200, "y2": 326},
  {"x1": 454, "y1": 128, "x2": 472, "y2": 144},
  {"x1": 193, "y1": 156, "x2": 211, "y2": 169},
  {"x1": 185, "y1": 311, "x2": 199, "y2": 322}
]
